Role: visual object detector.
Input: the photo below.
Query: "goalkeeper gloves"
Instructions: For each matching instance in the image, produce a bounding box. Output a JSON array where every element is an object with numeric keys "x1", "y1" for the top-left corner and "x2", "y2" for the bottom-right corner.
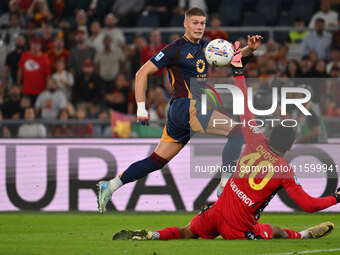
[{"x1": 230, "y1": 41, "x2": 254, "y2": 77}]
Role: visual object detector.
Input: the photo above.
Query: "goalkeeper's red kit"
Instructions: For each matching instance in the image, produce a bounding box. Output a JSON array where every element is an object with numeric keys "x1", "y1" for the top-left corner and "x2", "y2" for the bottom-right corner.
[{"x1": 190, "y1": 75, "x2": 337, "y2": 240}]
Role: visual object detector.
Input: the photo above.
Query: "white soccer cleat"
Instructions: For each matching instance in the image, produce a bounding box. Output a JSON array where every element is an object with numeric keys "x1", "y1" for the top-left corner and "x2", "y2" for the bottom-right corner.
[
  {"x1": 303, "y1": 222, "x2": 335, "y2": 239},
  {"x1": 97, "y1": 181, "x2": 113, "y2": 214}
]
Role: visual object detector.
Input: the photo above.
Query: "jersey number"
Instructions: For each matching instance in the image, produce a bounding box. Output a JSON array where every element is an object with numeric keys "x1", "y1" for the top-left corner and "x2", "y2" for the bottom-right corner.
[{"x1": 238, "y1": 152, "x2": 274, "y2": 191}]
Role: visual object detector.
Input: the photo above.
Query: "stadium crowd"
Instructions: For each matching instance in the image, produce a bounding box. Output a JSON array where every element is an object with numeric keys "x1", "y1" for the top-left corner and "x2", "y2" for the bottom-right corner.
[{"x1": 0, "y1": 0, "x2": 340, "y2": 138}]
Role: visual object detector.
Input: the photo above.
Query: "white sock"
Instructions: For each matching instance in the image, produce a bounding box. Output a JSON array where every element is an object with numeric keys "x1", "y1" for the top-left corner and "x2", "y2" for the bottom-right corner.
[
  {"x1": 109, "y1": 177, "x2": 123, "y2": 194},
  {"x1": 299, "y1": 230, "x2": 309, "y2": 239}
]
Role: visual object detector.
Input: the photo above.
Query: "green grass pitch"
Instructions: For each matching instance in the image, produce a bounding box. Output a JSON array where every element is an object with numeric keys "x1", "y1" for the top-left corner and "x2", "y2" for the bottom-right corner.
[{"x1": 1, "y1": 212, "x2": 340, "y2": 255}]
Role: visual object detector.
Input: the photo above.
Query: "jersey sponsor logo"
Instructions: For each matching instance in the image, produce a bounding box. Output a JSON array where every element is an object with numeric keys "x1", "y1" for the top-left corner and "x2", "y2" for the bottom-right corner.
[
  {"x1": 229, "y1": 180, "x2": 255, "y2": 206},
  {"x1": 154, "y1": 51, "x2": 164, "y2": 62},
  {"x1": 294, "y1": 176, "x2": 301, "y2": 185},
  {"x1": 186, "y1": 53, "x2": 193, "y2": 59},
  {"x1": 196, "y1": 59, "x2": 205, "y2": 73},
  {"x1": 24, "y1": 59, "x2": 40, "y2": 71}
]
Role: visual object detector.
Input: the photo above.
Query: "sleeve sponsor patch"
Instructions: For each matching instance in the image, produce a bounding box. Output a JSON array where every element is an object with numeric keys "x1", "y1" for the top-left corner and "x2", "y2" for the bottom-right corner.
[{"x1": 154, "y1": 51, "x2": 164, "y2": 62}]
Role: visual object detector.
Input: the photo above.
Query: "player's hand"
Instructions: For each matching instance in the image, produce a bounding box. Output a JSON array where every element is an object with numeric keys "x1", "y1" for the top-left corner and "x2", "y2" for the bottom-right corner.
[
  {"x1": 137, "y1": 102, "x2": 150, "y2": 126},
  {"x1": 247, "y1": 35, "x2": 263, "y2": 52},
  {"x1": 230, "y1": 41, "x2": 243, "y2": 68}
]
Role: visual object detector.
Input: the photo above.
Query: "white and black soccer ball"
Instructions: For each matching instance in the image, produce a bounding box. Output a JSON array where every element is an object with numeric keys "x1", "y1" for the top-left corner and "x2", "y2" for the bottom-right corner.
[{"x1": 205, "y1": 39, "x2": 234, "y2": 67}]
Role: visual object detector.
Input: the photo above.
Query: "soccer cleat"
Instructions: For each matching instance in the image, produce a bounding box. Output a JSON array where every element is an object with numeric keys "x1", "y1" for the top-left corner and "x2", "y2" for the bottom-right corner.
[
  {"x1": 112, "y1": 230, "x2": 153, "y2": 240},
  {"x1": 304, "y1": 222, "x2": 335, "y2": 238},
  {"x1": 97, "y1": 181, "x2": 113, "y2": 214}
]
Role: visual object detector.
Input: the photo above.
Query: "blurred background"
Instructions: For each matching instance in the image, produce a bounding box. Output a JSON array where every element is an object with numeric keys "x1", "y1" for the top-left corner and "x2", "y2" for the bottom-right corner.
[{"x1": 0, "y1": 0, "x2": 339, "y2": 140}]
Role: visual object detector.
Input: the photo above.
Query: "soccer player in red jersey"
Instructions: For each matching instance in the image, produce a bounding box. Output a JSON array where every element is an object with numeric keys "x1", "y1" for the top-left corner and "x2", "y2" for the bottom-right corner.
[
  {"x1": 112, "y1": 39, "x2": 340, "y2": 241},
  {"x1": 97, "y1": 7, "x2": 263, "y2": 213}
]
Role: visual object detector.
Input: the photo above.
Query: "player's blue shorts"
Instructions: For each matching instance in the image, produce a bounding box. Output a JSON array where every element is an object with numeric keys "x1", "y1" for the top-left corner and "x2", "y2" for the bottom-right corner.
[{"x1": 161, "y1": 98, "x2": 214, "y2": 145}]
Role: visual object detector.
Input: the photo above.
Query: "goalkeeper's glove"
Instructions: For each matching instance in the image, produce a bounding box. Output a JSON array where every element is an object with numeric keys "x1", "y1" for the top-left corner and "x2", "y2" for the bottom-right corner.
[
  {"x1": 331, "y1": 187, "x2": 340, "y2": 203},
  {"x1": 230, "y1": 41, "x2": 254, "y2": 77}
]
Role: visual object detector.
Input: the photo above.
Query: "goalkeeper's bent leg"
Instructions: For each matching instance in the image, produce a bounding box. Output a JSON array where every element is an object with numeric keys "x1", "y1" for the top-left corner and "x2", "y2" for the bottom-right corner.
[{"x1": 109, "y1": 152, "x2": 169, "y2": 193}]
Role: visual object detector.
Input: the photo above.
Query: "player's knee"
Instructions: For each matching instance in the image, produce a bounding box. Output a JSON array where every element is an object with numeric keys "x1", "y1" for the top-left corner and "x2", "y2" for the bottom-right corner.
[
  {"x1": 181, "y1": 225, "x2": 195, "y2": 239},
  {"x1": 271, "y1": 225, "x2": 288, "y2": 239},
  {"x1": 150, "y1": 152, "x2": 168, "y2": 168}
]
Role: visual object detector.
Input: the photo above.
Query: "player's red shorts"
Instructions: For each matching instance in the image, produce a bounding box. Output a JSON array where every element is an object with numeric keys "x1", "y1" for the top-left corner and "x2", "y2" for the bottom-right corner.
[{"x1": 190, "y1": 204, "x2": 273, "y2": 240}]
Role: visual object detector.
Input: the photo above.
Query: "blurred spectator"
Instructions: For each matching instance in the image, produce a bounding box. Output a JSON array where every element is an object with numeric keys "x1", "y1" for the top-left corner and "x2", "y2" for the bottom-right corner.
[
  {"x1": 275, "y1": 44, "x2": 288, "y2": 73},
  {"x1": 17, "y1": 37, "x2": 50, "y2": 105},
  {"x1": 309, "y1": 50, "x2": 319, "y2": 67},
  {"x1": 20, "y1": 95, "x2": 31, "y2": 109},
  {"x1": 140, "y1": 29, "x2": 167, "y2": 88},
  {"x1": 76, "y1": 0, "x2": 108, "y2": 23},
  {"x1": 46, "y1": 35, "x2": 69, "y2": 73},
  {"x1": 4, "y1": 34, "x2": 26, "y2": 89},
  {"x1": 101, "y1": 13, "x2": 126, "y2": 48},
  {"x1": 111, "y1": 0, "x2": 145, "y2": 27},
  {"x1": 35, "y1": 77, "x2": 67, "y2": 119},
  {"x1": 18, "y1": 107, "x2": 47, "y2": 138},
  {"x1": 311, "y1": 60, "x2": 328, "y2": 77},
  {"x1": 5, "y1": 11, "x2": 22, "y2": 50},
  {"x1": 293, "y1": 91, "x2": 328, "y2": 143},
  {"x1": 289, "y1": 17, "x2": 309, "y2": 43},
  {"x1": 169, "y1": 33, "x2": 181, "y2": 43},
  {"x1": 302, "y1": 18, "x2": 331, "y2": 61},
  {"x1": 0, "y1": 110, "x2": 11, "y2": 137},
  {"x1": 52, "y1": 58, "x2": 74, "y2": 101},
  {"x1": 324, "y1": 96, "x2": 340, "y2": 117},
  {"x1": 1, "y1": 85, "x2": 23, "y2": 119},
  {"x1": 146, "y1": 85, "x2": 167, "y2": 119},
  {"x1": 144, "y1": 0, "x2": 170, "y2": 27},
  {"x1": 173, "y1": 0, "x2": 207, "y2": 18},
  {"x1": 27, "y1": 0, "x2": 52, "y2": 24},
  {"x1": 97, "y1": 111, "x2": 112, "y2": 137},
  {"x1": 87, "y1": 20, "x2": 104, "y2": 52},
  {"x1": 50, "y1": 108, "x2": 71, "y2": 137},
  {"x1": 285, "y1": 59, "x2": 300, "y2": 78},
  {"x1": 51, "y1": 0, "x2": 66, "y2": 22},
  {"x1": 73, "y1": 59, "x2": 101, "y2": 109},
  {"x1": 309, "y1": 0, "x2": 338, "y2": 29},
  {"x1": 0, "y1": 0, "x2": 25, "y2": 28},
  {"x1": 129, "y1": 35, "x2": 147, "y2": 77},
  {"x1": 25, "y1": 22, "x2": 36, "y2": 42},
  {"x1": 105, "y1": 73, "x2": 130, "y2": 114},
  {"x1": 19, "y1": 0, "x2": 33, "y2": 14},
  {"x1": 329, "y1": 64, "x2": 340, "y2": 77},
  {"x1": 72, "y1": 9, "x2": 89, "y2": 39},
  {"x1": 40, "y1": 21, "x2": 54, "y2": 52},
  {"x1": 68, "y1": 29, "x2": 95, "y2": 77},
  {"x1": 258, "y1": 39, "x2": 277, "y2": 65},
  {"x1": 298, "y1": 55, "x2": 313, "y2": 77},
  {"x1": 72, "y1": 104, "x2": 93, "y2": 137},
  {"x1": 204, "y1": 13, "x2": 228, "y2": 41},
  {"x1": 94, "y1": 34, "x2": 124, "y2": 92},
  {"x1": 326, "y1": 46, "x2": 340, "y2": 74}
]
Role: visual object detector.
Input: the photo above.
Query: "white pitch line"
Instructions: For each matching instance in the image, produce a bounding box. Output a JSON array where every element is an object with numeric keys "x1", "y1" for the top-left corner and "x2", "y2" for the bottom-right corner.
[{"x1": 262, "y1": 248, "x2": 340, "y2": 255}]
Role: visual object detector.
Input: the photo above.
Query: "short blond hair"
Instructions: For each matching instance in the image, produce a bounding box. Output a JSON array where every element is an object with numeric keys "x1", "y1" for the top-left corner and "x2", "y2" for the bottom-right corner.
[{"x1": 185, "y1": 7, "x2": 206, "y2": 20}]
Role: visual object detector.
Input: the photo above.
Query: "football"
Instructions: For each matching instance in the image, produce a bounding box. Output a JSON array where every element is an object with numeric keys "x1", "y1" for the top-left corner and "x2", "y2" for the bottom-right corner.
[{"x1": 205, "y1": 39, "x2": 234, "y2": 67}]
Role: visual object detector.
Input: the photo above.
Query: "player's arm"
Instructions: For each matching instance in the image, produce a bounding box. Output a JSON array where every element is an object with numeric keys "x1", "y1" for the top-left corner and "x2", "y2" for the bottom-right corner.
[
  {"x1": 230, "y1": 36, "x2": 264, "y2": 142},
  {"x1": 135, "y1": 42, "x2": 179, "y2": 125},
  {"x1": 135, "y1": 60, "x2": 159, "y2": 125},
  {"x1": 282, "y1": 174, "x2": 340, "y2": 213}
]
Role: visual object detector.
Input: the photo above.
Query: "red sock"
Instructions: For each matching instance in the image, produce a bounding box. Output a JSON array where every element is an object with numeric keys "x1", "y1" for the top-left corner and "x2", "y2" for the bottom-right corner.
[
  {"x1": 155, "y1": 227, "x2": 181, "y2": 240},
  {"x1": 282, "y1": 229, "x2": 301, "y2": 239}
]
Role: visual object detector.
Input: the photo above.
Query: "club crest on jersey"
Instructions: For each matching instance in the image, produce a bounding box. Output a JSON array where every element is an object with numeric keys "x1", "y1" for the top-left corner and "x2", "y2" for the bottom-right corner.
[
  {"x1": 155, "y1": 51, "x2": 164, "y2": 62},
  {"x1": 196, "y1": 59, "x2": 205, "y2": 73}
]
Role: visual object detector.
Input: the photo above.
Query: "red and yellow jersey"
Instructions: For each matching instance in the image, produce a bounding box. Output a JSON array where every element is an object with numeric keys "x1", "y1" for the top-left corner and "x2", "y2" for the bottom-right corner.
[{"x1": 214, "y1": 75, "x2": 337, "y2": 233}]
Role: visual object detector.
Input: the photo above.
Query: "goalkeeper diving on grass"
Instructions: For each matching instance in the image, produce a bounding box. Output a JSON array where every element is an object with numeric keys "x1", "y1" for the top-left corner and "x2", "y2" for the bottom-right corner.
[
  {"x1": 96, "y1": 7, "x2": 263, "y2": 213},
  {"x1": 112, "y1": 41, "x2": 340, "y2": 241}
]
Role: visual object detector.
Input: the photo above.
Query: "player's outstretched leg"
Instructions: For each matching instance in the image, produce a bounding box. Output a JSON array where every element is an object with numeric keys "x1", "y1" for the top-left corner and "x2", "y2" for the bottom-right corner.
[
  {"x1": 97, "y1": 151, "x2": 169, "y2": 213},
  {"x1": 112, "y1": 225, "x2": 194, "y2": 240},
  {"x1": 270, "y1": 222, "x2": 335, "y2": 239}
]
